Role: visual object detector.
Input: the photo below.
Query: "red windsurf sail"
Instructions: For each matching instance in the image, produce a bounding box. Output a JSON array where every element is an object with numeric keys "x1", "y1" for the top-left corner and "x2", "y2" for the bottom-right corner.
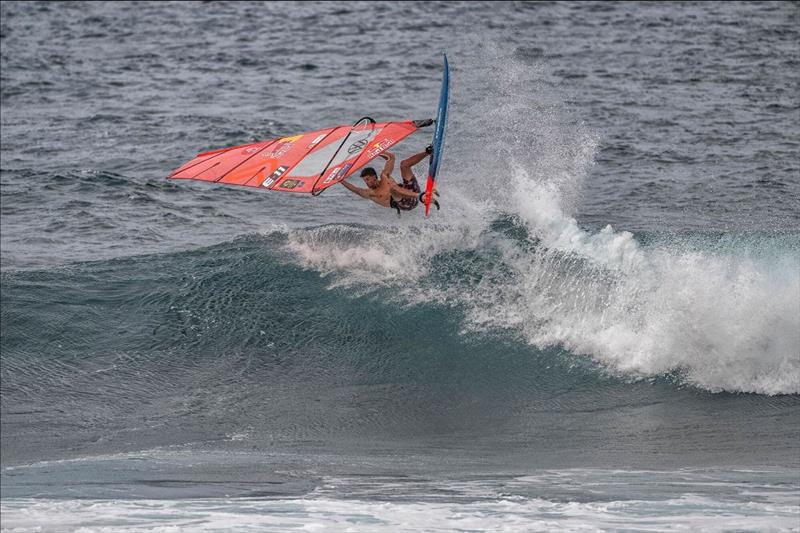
[{"x1": 169, "y1": 119, "x2": 419, "y2": 195}]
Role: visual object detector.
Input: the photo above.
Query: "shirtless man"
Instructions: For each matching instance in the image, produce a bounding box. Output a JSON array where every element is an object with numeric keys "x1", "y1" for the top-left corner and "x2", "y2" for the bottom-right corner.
[{"x1": 340, "y1": 149, "x2": 439, "y2": 215}]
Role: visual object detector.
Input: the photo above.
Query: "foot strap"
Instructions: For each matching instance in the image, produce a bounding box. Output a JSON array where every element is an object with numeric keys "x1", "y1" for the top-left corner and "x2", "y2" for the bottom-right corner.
[{"x1": 418, "y1": 193, "x2": 441, "y2": 211}]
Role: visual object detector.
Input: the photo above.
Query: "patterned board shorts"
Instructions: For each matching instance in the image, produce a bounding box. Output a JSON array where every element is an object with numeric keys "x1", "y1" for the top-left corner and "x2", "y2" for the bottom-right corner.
[{"x1": 397, "y1": 176, "x2": 420, "y2": 210}]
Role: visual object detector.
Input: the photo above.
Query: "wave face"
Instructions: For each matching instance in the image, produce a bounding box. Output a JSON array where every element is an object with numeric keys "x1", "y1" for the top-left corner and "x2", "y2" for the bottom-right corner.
[{"x1": 3, "y1": 231, "x2": 799, "y2": 473}]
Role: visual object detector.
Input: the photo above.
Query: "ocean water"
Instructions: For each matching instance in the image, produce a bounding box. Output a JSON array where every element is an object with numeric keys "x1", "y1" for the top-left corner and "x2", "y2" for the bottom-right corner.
[{"x1": 1, "y1": 1, "x2": 799, "y2": 531}]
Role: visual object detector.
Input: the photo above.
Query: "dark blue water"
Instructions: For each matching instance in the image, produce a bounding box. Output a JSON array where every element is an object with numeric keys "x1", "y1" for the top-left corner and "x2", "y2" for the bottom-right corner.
[{"x1": 2, "y1": 1, "x2": 799, "y2": 530}]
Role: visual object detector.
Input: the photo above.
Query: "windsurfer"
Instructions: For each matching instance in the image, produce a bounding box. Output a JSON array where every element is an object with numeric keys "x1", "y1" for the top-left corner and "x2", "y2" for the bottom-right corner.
[{"x1": 340, "y1": 149, "x2": 439, "y2": 216}]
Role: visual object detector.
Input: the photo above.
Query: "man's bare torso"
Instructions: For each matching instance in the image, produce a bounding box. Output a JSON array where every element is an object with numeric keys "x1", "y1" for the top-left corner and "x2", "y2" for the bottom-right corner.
[{"x1": 364, "y1": 175, "x2": 395, "y2": 208}]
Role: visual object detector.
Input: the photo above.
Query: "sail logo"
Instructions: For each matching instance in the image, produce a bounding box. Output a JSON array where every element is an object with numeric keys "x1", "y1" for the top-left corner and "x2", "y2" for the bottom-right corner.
[
  {"x1": 262, "y1": 165, "x2": 289, "y2": 188},
  {"x1": 366, "y1": 138, "x2": 394, "y2": 158},
  {"x1": 279, "y1": 179, "x2": 305, "y2": 190},
  {"x1": 262, "y1": 142, "x2": 293, "y2": 159},
  {"x1": 347, "y1": 139, "x2": 369, "y2": 154},
  {"x1": 322, "y1": 163, "x2": 352, "y2": 184},
  {"x1": 241, "y1": 145, "x2": 262, "y2": 155},
  {"x1": 262, "y1": 135, "x2": 303, "y2": 159}
]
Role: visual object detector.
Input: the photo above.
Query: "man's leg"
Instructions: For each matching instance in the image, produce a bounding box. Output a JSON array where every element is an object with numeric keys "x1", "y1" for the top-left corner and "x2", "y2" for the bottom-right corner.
[
  {"x1": 402, "y1": 147, "x2": 440, "y2": 206},
  {"x1": 400, "y1": 149, "x2": 429, "y2": 182}
]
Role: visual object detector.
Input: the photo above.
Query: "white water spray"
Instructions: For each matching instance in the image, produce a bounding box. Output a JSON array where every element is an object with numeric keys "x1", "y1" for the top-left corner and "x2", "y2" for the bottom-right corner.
[{"x1": 284, "y1": 51, "x2": 800, "y2": 395}]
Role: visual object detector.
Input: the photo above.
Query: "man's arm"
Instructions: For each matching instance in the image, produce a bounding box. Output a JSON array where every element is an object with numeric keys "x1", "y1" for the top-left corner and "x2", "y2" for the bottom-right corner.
[
  {"x1": 340, "y1": 179, "x2": 370, "y2": 199},
  {"x1": 378, "y1": 152, "x2": 395, "y2": 182},
  {"x1": 390, "y1": 181, "x2": 424, "y2": 200}
]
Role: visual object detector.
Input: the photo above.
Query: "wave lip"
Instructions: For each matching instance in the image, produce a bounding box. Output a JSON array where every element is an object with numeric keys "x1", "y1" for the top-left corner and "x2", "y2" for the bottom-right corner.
[{"x1": 505, "y1": 172, "x2": 800, "y2": 395}]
